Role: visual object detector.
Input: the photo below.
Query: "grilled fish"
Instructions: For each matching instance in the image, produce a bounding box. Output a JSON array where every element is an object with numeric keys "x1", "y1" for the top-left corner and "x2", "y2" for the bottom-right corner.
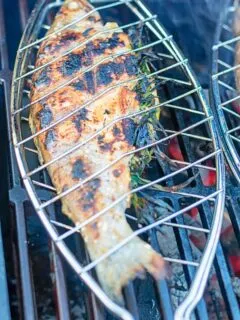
[{"x1": 29, "y1": 0, "x2": 165, "y2": 302}]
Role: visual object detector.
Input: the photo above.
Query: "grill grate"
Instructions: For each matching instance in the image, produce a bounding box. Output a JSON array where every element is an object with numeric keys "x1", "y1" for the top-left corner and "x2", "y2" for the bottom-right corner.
[
  {"x1": 10, "y1": 0, "x2": 226, "y2": 319},
  {"x1": 211, "y1": 0, "x2": 240, "y2": 182}
]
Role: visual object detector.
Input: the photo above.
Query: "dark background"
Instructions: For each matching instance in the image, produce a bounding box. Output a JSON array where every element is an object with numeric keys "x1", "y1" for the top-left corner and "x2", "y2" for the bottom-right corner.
[{"x1": 146, "y1": 0, "x2": 228, "y2": 86}]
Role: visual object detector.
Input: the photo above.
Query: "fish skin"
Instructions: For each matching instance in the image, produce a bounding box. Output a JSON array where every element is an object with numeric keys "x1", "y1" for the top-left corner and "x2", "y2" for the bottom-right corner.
[{"x1": 29, "y1": 0, "x2": 165, "y2": 302}]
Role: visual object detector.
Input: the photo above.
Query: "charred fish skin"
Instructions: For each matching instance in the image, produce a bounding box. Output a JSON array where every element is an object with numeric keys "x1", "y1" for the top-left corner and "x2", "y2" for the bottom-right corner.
[{"x1": 30, "y1": 0, "x2": 165, "y2": 302}]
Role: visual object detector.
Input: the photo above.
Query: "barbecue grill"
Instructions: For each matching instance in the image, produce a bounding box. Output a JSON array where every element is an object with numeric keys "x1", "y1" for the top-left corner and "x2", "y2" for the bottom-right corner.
[
  {"x1": 211, "y1": 0, "x2": 240, "y2": 182},
  {"x1": 2, "y1": 0, "x2": 239, "y2": 319}
]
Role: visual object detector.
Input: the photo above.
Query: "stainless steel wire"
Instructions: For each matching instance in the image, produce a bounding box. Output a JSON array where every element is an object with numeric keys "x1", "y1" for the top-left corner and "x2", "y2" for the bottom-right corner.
[
  {"x1": 11, "y1": 0, "x2": 225, "y2": 319},
  {"x1": 212, "y1": 0, "x2": 240, "y2": 182}
]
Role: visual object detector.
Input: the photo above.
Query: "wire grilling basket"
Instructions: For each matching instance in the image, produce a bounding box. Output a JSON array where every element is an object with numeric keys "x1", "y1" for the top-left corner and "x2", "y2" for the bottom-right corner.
[
  {"x1": 212, "y1": 0, "x2": 240, "y2": 182},
  {"x1": 11, "y1": 0, "x2": 225, "y2": 319}
]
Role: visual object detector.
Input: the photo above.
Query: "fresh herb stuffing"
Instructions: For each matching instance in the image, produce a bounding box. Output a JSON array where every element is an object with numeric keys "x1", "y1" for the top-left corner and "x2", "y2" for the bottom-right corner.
[
  {"x1": 129, "y1": 56, "x2": 170, "y2": 221},
  {"x1": 129, "y1": 60, "x2": 159, "y2": 189},
  {"x1": 128, "y1": 29, "x2": 196, "y2": 222}
]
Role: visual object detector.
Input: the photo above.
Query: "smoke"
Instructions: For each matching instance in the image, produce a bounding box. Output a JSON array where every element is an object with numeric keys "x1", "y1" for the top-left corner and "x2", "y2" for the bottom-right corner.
[{"x1": 146, "y1": 0, "x2": 228, "y2": 86}]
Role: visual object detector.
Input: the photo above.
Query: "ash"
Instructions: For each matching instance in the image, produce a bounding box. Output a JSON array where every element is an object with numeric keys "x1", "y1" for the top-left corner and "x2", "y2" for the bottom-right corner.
[
  {"x1": 156, "y1": 210, "x2": 230, "y2": 318},
  {"x1": 232, "y1": 277, "x2": 240, "y2": 298},
  {"x1": 156, "y1": 226, "x2": 188, "y2": 309}
]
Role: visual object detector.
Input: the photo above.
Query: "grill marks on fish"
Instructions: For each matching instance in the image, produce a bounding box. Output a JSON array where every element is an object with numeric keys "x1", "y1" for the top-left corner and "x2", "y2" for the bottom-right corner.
[
  {"x1": 41, "y1": 32, "x2": 79, "y2": 55},
  {"x1": 73, "y1": 107, "x2": 88, "y2": 132},
  {"x1": 60, "y1": 53, "x2": 83, "y2": 76},
  {"x1": 96, "y1": 56, "x2": 138, "y2": 86},
  {"x1": 44, "y1": 32, "x2": 124, "y2": 60},
  {"x1": 71, "y1": 79, "x2": 85, "y2": 91},
  {"x1": 88, "y1": 15, "x2": 98, "y2": 22},
  {"x1": 57, "y1": 33, "x2": 126, "y2": 78},
  {"x1": 80, "y1": 178, "x2": 101, "y2": 212},
  {"x1": 59, "y1": 32, "x2": 78, "y2": 43},
  {"x1": 96, "y1": 62, "x2": 124, "y2": 86},
  {"x1": 38, "y1": 106, "x2": 53, "y2": 128},
  {"x1": 96, "y1": 119, "x2": 136, "y2": 153},
  {"x1": 34, "y1": 68, "x2": 51, "y2": 88},
  {"x1": 37, "y1": 72, "x2": 138, "y2": 153},
  {"x1": 112, "y1": 165, "x2": 124, "y2": 178},
  {"x1": 82, "y1": 27, "x2": 93, "y2": 37},
  {"x1": 57, "y1": 54, "x2": 138, "y2": 94},
  {"x1": 32, "y1": 49, "x2": 139, "y2": 162},
  {"x1": 33, "y1": 31, "x2": 138, "y2": 101},
  {"x1": 85, "y1": 33, "x2": 125, "y2": 55},
  {"x1": 84, "y1": 71, "x2": 95, "y2": 94},
  {"x1": 72, "y1": 158, "x2": 88, "y2": 180},
  {"x1": 112, "y1": 125, "x2": 121, "y2": 137},
  {"x1": 45, "y1": 130, "x2": 56, "y2": 149}
]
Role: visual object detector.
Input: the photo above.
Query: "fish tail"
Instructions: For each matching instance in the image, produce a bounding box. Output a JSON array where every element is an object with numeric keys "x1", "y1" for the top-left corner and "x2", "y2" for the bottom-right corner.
[{"x1": 94, "y1": 237, "x2": 165, "y2": 304}]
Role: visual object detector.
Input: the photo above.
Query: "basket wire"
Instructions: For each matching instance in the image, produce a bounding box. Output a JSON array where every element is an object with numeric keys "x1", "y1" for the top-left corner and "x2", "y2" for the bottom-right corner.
[{"x1": 212, "y1": 0, "x2": 240, "y2": 182}]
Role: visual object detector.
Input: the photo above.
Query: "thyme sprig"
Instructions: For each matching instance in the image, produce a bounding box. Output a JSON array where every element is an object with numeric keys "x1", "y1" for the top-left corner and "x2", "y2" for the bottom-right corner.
[{"x1": 128, "y1": 28, "x2": 195, "y2": 221}]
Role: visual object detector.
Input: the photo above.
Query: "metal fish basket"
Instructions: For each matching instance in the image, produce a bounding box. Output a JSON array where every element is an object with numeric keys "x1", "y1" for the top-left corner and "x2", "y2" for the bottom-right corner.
[{"x1": 11, "y1": 0, "x2": 225, "y2": 319}]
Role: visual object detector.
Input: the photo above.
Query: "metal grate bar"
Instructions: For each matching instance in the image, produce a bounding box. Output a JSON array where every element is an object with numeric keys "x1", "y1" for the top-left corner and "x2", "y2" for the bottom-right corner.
[
  {"x1": 222, "y1": 105, "x2": 240, "y2": 119},
  {"x1": 164, "y1": 130, "x2": 212, "y2": 142},
  {"x1": 0, "y1": 224, "x2": 11, "y2": 320},
  {"x1": 220, "y1": 92, "x2": 240, "y2": 106},
  {"x1": 47, "y1": 203, "x2": 71, "y2": 320},
  {"x1": 171, "y1": 160, "x2": 216, "y2": 172},
  {"x1": 213, "y1": 33, "x2": 240, "y2": 50},
  {"x1": 32, "y1": 180, "x2": 56, "y2": 191},
  {"x1": 51, "y1": 218, "x2": 210, "y2": 237},
  {"x1": 223, "y1": 23, "x2": 233, "y2": 32},
  {"x1": 213, "y1": 62, "x2": 240, "y2": 79},
  {"x1": 13, "y1": 199, "x2": 37, "y2": 320},
  {"x1": 163, "y1": 103, "x2": 205, "y2": 115},
  {"x1": 220, "y1": 43, "x2": 235, "y2": 52},
  {"x1": 218, "y1": 79, "x2": 236, "y2": 91},
  {"x1": 149, "y1": 231, "x2": 174, "y2": 320},
  {"x1": 214, "y1": 243, "x2": 240, "y2": 320},
  {"x1": 227, "y1": 124, "x2": 240, "y2": 133},
  {"x1": 218, "y1": 59, "x2": 232, "y2": 68},
  {"x1": 230, "y1": 134, "x2": 240, "y2": 143},
  {"x1": 24, "y1": 147, "x2": 38, "y2": 154}
]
